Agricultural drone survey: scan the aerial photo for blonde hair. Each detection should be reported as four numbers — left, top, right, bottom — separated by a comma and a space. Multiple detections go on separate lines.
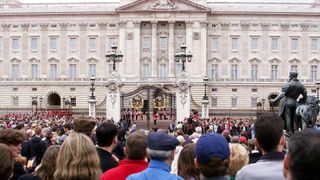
228, 143, 249, 176
54, 133, 101, 180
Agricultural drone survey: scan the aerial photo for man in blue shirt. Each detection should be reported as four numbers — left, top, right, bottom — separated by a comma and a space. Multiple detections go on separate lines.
127, 132, 183, 180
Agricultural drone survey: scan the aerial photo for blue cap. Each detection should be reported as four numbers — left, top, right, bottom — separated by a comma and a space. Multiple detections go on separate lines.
196, 133, 230, 164
148, 132, 179, 151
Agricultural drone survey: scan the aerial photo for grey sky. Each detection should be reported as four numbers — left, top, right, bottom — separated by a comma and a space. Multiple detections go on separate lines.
19, 0, 316, 3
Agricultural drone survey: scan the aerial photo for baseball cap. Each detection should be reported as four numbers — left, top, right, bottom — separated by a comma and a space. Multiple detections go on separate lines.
196, 133, 230, 164
148, 132, 179, 151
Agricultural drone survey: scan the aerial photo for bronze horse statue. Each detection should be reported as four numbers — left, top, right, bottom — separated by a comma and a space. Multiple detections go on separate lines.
294, 96, 319, 131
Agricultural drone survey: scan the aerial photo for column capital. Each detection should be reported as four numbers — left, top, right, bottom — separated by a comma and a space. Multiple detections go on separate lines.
241, 23, 250, 30
40, 23, 49, 31
300, 23, 310, 32
260, 23, 270, 31
79, 23, 88, 31
168, 20, 175, 25
21, 23, 30, 31
1, 24, 11, 31
280, 23, 290, 31
185, 21, 194, 28
133, 21, 141, 28
220, 22, 230, 31
151, 20, 158, 27
200, 21, 208, 28
118, 21, 127, 28
98, 22, 108, 30
59, 23, 69, 31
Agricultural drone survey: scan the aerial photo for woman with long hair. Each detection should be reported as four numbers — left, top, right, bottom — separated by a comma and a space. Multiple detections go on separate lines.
54, 133, 101, 180
18, 145, 60, 180
178, 144, 200, 180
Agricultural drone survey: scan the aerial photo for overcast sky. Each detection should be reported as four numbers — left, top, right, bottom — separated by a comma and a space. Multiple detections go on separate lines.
19, 0, 315, 3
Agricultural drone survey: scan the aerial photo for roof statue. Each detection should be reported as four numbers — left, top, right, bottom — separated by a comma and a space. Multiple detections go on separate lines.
151, 0, 176, 9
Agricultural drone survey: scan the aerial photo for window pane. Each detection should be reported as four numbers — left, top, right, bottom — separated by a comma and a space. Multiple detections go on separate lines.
50, 37, 57, 50
212, 37, 219, 51
311, 65, 317, 80
291, 65, 298, 73
89, 64, 96, 77
271, 65, 278, 80
176, 63, 182, 75
69, 37, 77, 50
271, 37, 278, 51
211, 64, 218, 80
31, 64, 38, 78
143, 36, 151, 49
142, 64, 150, 80
231, 37, 239, 51
311, 38, 318, 52
31, 37, 38, 50
12, 64, 19, 78
251, 37, 258, 51
159, 64, 167, 79
231, 64, 238, 80
251, 64, 258, 80
12, 37, 19, 51
69, 64, 76, 78
89, 37, 96, 50
291, 38, 298, 51
50, 64, 57, 79
159, 37, 167, 50
211, 98, 217, 108
231, 97, 237, 108
108, 37, 116, 48
251, 98, 257, 108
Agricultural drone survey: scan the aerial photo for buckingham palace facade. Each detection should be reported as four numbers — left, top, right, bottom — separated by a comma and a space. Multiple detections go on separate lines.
1, 0, 320, 117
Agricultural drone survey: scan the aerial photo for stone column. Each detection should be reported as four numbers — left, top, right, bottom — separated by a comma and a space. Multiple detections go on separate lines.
59, 23, 68, 77
151, 21, 158, 77
176, 72, 191, 122
79, 23, 87, 78
99, 23, 107, 78
118, 21, 126, 76
21, 23, 30, 78
2, 24, 10, 78
185, 21, 193, 73
201, 99, 209, 119
200, 21, 208, 77
40, 23, 49, 78
105, 71, 121, 122
88, 98, 97, 118
168, 21, 175, 77
133, 21, 141, 77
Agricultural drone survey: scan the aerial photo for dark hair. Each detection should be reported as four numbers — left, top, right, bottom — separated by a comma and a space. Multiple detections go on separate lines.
0, 143, 14, 180
0, 128, 25, 145
178, 144, 200, 180
287, 129, 320, 180
96, 122, 118, 147
63, 124, 72, 131
198, 157, 229, 178
254, 113, 283, 152
126, 131, 147, 160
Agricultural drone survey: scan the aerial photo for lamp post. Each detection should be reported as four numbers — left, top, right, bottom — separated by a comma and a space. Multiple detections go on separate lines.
105, 43, 123, 71
316, 81, 320, 100
262, 98, 266, 110
202, 76, 209, 119
90, 75, 96, 100
31, 96, 38, 113
88, 75, 97, 118
39, 97, 43, 111
174, 43, 193, 72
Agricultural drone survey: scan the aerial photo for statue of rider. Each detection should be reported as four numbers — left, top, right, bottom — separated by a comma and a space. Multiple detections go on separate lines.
269, 72, 307, 135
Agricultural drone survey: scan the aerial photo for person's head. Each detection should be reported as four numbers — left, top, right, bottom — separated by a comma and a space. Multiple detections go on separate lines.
283, 129, 320, 180
228, 143, 249, 177
73, 117, 96, 137
95, 122, 118, 148
125, 131, 147, 160
254, 113, 284, 153
289, 72, 298, 79
195, 133, 230, 178
63, 123, 72, 132
54, 133, 101, 180
0, 143, 14, 180
0, 128, 25, 158
34, 126, 42, 136
37, 145, 60, 180
178, 144, 200, 180
147, 132, 179, 163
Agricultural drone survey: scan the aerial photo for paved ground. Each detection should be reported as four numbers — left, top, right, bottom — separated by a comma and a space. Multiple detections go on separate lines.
135, 119, 172, 130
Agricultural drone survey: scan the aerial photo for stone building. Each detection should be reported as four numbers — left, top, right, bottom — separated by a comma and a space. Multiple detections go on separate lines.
0, 0, 320, 118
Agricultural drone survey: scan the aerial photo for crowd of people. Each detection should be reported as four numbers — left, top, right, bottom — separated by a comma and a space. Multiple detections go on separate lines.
0, 111, 319, 180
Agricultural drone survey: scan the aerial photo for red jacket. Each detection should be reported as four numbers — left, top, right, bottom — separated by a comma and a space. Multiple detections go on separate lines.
100, 159, 148, 180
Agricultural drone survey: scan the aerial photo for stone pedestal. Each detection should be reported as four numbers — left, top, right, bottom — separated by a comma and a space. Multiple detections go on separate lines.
105, 71, 122, 123
176, 72, 191, 122
201, 98, 210, 119
88, 98, 97, 118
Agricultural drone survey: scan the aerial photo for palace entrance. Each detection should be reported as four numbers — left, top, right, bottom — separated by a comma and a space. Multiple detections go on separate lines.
121, 85, 175, 129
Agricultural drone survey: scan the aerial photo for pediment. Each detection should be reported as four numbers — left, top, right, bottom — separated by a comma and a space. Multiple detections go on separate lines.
87, 57, 99, 63
288, 57, 301, 64
28, 57, 40, 63
48, 57, 60, 63
248, 57, 262, 63
116, 0, 210, 12
228, 57, 241, 63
